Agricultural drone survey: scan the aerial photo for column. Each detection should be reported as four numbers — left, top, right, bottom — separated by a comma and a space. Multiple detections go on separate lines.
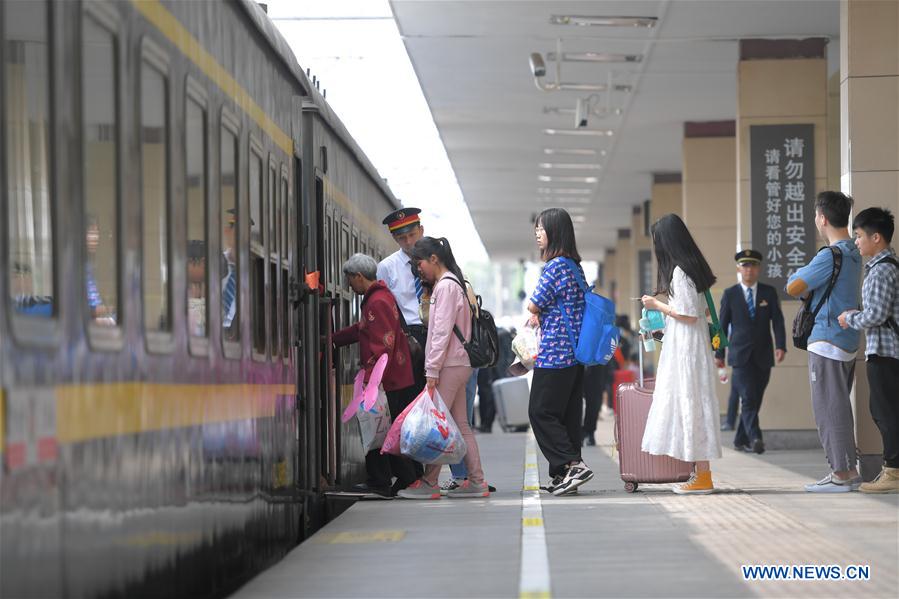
840, 0, 899, 477
736, 38, 830, 447
681, 122, 737, 420
614, 228, 635, 327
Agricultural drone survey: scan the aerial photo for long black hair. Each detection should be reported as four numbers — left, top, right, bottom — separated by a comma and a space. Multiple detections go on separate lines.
536, 207, 581, 263
411, 236, 466, 285
651, 213, 716, 296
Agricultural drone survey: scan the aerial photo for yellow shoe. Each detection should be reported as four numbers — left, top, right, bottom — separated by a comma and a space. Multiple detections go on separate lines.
673, 470, 715, 495
859, 467, 899, 494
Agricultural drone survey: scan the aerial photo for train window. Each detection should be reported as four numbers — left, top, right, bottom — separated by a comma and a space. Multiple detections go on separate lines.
249, 147, 265, 357
280, 171, 290, 359
220, 124, 240, 345
323, 212, 331, 291
269, 162, 278, 358
331, 214, 340, 291
141, 60, 170, 334
185, 97, 207, 339
82, 15, 118, 329
5, 0, 55, 317
340, 222, 350, 292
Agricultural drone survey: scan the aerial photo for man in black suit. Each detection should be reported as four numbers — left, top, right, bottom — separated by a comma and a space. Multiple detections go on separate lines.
715, 250, 787, 454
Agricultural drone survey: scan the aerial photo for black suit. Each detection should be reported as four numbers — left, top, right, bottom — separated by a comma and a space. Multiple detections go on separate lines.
716, 282, 786, 447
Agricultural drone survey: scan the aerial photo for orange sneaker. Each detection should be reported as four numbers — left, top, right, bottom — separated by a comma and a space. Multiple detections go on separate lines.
673, 470, 715, 495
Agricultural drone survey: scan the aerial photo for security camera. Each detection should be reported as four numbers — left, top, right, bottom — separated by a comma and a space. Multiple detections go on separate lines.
529, 53, 546, 78
575, 97, 588, 128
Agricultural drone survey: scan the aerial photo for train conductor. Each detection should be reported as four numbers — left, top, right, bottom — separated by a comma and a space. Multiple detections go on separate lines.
715, 249, 787, 454
377, 207, 427, 391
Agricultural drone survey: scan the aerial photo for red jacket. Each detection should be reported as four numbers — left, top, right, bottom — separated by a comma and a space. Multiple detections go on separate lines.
332, 281, 414, 392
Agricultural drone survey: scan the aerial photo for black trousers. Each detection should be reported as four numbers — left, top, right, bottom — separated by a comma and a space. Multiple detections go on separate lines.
365, 385, 422, 490
477, 368, 496, 429
731, 362, 772, 447
867, 355, 899, 468
582, 364, 606, 435
529, 365, 584, 477
725, 386, 740, 428
407, 324, 428, 393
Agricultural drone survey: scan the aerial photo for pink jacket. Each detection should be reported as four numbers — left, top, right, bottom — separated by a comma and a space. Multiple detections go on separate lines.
424, 273, 472, 378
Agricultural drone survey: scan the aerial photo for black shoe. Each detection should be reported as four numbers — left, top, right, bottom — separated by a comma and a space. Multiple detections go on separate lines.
488, 484, 497, 493
721, 423, 735, 431
583, 434, 596, 447
751, 439, 765, 454
352, 483, 393, 499
733, 443, 752, 453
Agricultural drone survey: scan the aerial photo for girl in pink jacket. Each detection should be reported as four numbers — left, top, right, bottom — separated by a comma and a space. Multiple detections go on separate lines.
397, 237, 490, 499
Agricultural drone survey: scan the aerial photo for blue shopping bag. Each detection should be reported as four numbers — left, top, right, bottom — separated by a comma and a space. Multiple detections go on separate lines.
556, 257, 620, 366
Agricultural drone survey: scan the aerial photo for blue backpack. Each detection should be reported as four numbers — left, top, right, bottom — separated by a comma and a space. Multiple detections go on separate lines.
555, 258, 620, 366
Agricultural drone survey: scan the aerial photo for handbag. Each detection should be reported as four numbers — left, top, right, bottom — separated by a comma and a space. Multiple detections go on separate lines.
792, 246, 843, 350
395, 301, 425, 376
704, 290, 730, 353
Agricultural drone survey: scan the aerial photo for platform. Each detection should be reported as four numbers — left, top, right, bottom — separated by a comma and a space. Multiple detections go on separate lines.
232, 417, 899, 598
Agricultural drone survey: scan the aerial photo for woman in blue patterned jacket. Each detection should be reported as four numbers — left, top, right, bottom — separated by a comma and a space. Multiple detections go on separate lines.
526, 208, 592, 496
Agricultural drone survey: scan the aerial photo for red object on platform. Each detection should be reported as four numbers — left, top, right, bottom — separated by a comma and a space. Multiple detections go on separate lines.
612, 369, 636, 412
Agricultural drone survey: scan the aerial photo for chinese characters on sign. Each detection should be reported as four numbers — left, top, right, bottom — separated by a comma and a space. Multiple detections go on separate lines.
750, 124, 815, 300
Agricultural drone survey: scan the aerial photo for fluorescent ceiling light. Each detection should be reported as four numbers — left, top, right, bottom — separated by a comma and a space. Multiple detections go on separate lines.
539, 163, 601, 170
538, 196, 592, 205
544, 128, 614, 137
557, 83, 632, 92
550, 15, 658, 28
538, 175, 598, 183
546, 52, 643, 63
571, 215, 588, 223
537, 187, 592, 195
543, 148, 597, 156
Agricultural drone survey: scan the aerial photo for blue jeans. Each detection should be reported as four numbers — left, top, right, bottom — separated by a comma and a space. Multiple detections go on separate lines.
450, 368, 479, 479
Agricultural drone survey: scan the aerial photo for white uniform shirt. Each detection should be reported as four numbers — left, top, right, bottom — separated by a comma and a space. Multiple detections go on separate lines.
377, 248, 422, 326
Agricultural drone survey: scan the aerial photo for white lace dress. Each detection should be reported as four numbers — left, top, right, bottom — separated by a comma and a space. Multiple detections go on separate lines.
641, 266, 722, 462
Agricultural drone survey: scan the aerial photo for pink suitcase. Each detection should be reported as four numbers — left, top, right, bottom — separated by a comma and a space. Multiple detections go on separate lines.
614, 345, 693, 493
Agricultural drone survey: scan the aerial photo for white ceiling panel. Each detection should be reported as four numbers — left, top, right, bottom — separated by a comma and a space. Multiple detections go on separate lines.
390, 0, 840, 260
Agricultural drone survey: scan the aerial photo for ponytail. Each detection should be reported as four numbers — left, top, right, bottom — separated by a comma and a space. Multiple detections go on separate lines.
411, 236, 466, 284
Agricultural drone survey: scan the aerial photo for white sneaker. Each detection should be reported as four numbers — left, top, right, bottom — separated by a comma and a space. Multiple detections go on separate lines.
804, 473, 862, 493
551, 461, 594, 496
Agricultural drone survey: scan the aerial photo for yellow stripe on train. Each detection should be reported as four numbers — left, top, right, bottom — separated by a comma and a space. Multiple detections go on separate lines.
56, 383, 295, 444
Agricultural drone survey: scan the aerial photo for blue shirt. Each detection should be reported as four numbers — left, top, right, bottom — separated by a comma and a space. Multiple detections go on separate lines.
530, 257, 585, 368
787, 238, 861, 353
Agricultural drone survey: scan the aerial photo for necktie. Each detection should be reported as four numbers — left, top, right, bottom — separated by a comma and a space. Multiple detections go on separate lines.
222, 262, 237, 326
746, 287, 755, 319
414, 272, 423, 301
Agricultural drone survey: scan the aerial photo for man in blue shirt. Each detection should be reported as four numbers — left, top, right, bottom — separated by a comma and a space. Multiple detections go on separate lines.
787, 191, 862, 493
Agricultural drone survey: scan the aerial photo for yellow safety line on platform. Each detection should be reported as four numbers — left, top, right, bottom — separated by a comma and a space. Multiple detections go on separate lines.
520, 430, 552, 598
130, 0, 293, 156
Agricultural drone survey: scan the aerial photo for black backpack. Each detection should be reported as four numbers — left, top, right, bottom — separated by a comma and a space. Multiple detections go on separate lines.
449, 278, 499, 369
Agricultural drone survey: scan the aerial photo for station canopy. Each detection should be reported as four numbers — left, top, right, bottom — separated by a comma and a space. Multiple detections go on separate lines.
389, 0, 840, 260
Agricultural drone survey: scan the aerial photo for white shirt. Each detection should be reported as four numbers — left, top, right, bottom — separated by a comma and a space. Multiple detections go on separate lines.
377, 248, 422, 326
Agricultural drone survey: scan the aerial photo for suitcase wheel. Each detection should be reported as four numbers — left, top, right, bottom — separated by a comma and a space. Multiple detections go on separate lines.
624, 481, 638, 493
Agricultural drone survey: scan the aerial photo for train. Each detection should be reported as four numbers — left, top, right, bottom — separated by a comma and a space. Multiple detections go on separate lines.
0, 0, 398, 596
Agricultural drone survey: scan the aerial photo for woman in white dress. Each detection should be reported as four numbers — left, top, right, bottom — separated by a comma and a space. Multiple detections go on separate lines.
640, 214, 722, 494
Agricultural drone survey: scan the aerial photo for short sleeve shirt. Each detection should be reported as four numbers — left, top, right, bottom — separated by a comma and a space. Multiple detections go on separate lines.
530, 257, 585, 368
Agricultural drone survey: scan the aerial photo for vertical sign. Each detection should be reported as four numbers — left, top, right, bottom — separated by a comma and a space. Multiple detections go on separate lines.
750, 124, 815, 300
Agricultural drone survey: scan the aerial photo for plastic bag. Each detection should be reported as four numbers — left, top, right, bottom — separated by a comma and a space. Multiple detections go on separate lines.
358, 384, 391, 453
511, 325, 540, 370
399, 388, 467, 465
380, 395, 418, 456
